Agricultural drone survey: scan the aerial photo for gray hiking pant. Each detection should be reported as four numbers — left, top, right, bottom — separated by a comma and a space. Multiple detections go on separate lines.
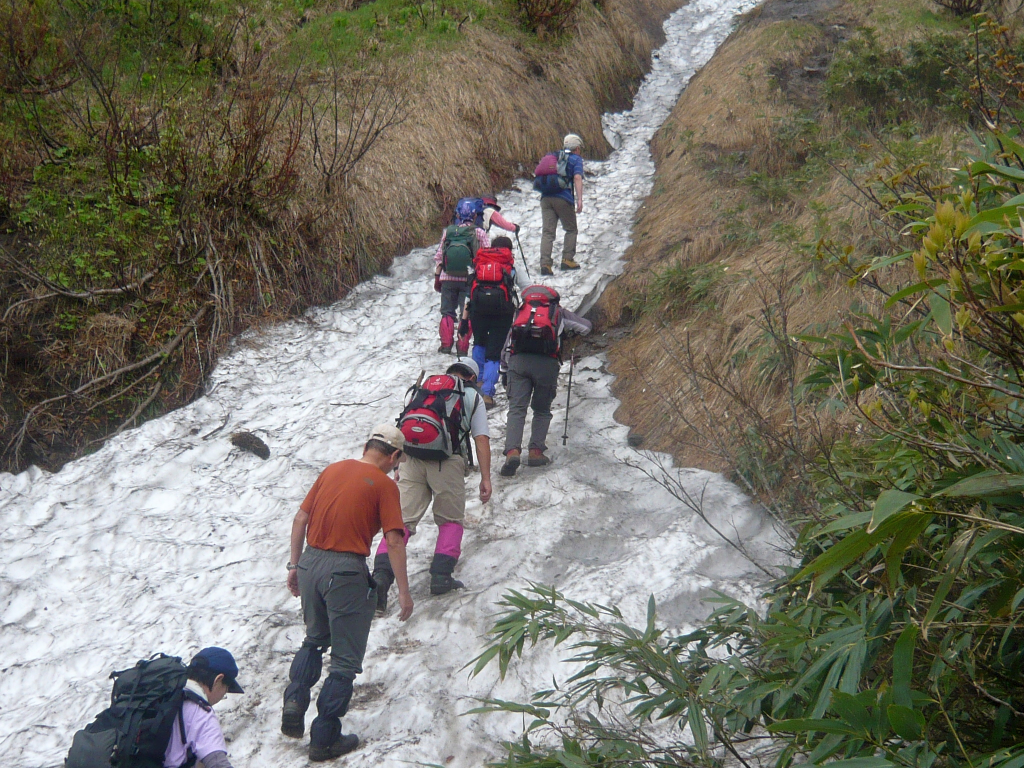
504, 353, 561, 454
540, 196, 578, 268
296, 547, 376, 679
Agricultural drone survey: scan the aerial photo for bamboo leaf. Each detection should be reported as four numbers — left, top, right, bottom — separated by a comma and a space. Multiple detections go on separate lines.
938, 472, 1024, 498
891, 625, 918, 707
868, 490, 921, 534
887, 704, 925, 740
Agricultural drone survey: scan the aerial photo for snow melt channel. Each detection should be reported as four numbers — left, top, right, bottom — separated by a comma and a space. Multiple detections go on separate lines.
0, 0, 778, 765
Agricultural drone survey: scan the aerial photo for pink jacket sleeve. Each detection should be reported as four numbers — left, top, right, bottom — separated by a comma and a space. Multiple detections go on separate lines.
487, 210, 517, 232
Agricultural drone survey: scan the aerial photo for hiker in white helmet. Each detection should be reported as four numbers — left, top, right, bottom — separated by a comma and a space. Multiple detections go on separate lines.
534, 133, 585, 275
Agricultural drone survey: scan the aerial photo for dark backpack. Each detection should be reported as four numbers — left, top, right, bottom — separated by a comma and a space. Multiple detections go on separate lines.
442, 224, 477, 277
453, 197, 485, 228
66, 654, 196, 768
470, 247, 517, 316
510, 285, 562, 357
532, 151, 573, 194
397, 374, 470, 462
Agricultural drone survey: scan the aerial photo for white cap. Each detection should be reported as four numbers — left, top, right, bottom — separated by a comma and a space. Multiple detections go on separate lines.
368, 424, 405, 451
447, 358, 479, 379
563, 133, 584, 150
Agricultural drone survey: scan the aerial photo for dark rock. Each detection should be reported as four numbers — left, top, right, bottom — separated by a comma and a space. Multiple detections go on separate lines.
231, 432, 270, 460
627, 433, 644, 447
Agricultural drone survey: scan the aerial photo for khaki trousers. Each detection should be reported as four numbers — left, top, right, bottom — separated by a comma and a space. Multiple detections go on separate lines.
398, 454, 467, 533
540, 196, 578, 268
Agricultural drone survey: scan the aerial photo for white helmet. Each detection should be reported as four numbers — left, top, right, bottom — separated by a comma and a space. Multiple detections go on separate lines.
447, 358, 479, 379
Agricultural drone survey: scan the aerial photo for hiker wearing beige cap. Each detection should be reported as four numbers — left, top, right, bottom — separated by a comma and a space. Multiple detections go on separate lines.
281, 424, 412, 761
534, 133, 585, 275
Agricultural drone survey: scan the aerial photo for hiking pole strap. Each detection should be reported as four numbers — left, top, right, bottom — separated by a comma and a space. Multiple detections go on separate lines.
562, 355, 575, 445
514, 232, 531, 280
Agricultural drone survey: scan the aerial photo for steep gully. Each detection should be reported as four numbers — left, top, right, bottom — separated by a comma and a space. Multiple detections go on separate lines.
0, 1, 784, 765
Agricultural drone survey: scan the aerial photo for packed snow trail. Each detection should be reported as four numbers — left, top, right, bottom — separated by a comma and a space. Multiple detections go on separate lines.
0, 1, 774, 765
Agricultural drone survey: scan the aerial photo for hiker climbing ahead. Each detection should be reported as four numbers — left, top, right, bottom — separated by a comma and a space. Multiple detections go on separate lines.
464, 235, 522, 408
282, 425, 412, 762
435, 198, 490, 355
534, 134, 585, 275
373, 358, 492, 606
499, 284, 592, 476
65, 647, 245, 768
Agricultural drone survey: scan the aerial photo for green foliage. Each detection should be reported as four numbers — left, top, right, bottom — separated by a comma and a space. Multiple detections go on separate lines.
824, 27, 972, 125
630, 261, 723, 319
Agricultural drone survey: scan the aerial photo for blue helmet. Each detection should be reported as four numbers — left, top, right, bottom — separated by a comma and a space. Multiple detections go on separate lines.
455, 198, 479, 225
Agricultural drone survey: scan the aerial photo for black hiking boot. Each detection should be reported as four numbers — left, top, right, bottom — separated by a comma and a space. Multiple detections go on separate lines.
499, 450, 521, 477
309, 733, 360, 761
429, 553, 465, 595
372, 554, 394, 614
281, 699, 305, 739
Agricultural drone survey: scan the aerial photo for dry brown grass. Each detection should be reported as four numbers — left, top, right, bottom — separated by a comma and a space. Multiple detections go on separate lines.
598, 0, 947, 474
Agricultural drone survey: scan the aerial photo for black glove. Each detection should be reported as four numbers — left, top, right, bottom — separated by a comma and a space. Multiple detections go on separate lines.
459, 318, 470, 336
513, 223, 521, 234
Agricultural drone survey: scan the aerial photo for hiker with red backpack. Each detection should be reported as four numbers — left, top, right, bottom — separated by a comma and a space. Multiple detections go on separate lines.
372, 358, 492, 606
463, 235, 522, 408
534, 134, 585, 275
499, 285, 592, 476
434, 198, 490, 354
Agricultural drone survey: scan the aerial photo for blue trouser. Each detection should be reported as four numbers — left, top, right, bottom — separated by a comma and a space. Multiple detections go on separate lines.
470, 311, 512, 397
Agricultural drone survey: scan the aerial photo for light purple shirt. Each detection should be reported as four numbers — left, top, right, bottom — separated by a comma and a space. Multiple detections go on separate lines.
163, 681, 228, 767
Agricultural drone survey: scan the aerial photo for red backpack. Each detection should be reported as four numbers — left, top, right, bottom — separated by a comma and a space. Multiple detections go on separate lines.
510, 285, 562, 357
470, 247, 517, 315
397, 374, 469, 461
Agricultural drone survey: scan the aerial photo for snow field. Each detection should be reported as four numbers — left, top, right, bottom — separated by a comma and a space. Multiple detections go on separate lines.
0, 1, 775, 765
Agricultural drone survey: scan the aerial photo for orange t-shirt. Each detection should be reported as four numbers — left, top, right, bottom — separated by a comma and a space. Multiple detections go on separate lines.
301, 459, 404, 556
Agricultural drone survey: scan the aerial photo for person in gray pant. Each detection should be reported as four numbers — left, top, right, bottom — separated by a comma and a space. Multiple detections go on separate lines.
283, 425, 412, 762
499, 287, 592, 475
539, 133, 585, 275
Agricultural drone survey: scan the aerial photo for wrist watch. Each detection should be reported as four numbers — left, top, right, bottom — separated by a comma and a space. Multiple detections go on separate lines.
286, 563, 298, 571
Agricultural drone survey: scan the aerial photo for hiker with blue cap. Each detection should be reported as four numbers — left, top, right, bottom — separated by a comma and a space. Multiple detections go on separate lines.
164, 647, 244, 768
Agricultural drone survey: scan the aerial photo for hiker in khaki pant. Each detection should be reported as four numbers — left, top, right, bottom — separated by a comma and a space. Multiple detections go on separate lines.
539, 133, 585, 275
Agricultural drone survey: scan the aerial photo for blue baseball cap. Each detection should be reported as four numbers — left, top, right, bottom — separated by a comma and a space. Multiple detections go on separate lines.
191, 647, 244, 694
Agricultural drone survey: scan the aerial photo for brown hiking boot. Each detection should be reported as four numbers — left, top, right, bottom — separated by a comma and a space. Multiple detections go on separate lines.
482, 394, 495, 409
560, 259, 581, 271
527, 448, 551, 467
500, 449, 521, 476
540, 265, 554, 276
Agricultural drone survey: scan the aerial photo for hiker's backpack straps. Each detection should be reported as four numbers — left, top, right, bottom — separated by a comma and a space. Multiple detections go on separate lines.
532, 152, 574, 194
66, 654, 189, 768
442, 224, 476, 277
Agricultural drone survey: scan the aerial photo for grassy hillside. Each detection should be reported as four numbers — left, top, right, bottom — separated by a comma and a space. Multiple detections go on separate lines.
0, 0, 677, 473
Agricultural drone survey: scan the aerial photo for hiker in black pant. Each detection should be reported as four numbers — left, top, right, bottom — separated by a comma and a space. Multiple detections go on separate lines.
499, 285, 592, 476
464, 235, 523, 408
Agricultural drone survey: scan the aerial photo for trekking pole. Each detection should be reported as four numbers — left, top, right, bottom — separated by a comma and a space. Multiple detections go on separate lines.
514, 231, 532, 281
562, 354, 575, 445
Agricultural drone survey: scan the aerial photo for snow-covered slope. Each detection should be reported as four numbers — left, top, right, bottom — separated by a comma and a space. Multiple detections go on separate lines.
0, 1, 776, 765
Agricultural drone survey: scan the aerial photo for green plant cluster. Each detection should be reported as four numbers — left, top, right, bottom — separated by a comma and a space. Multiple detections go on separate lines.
467, 13, 1024, 768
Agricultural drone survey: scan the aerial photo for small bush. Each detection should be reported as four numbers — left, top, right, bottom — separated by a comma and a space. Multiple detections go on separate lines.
516, 0, 581, 35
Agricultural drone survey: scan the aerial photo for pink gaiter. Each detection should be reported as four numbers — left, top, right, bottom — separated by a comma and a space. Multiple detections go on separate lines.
439, 315, 455, 348
375, 527, 411, 556
434, 522, 463, 559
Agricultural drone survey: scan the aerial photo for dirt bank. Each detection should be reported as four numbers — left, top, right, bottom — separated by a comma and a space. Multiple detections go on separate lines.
594, 0, 948, 476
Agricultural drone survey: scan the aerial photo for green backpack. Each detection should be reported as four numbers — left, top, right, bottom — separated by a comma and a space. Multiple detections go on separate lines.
442, 224, 477, 277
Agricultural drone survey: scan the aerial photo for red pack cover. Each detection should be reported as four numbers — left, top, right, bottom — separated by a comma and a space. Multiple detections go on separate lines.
534, 153, 558, 177
473, 247, 515, 283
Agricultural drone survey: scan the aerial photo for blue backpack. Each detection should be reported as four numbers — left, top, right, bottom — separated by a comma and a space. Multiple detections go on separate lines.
453, 197, 485, 227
